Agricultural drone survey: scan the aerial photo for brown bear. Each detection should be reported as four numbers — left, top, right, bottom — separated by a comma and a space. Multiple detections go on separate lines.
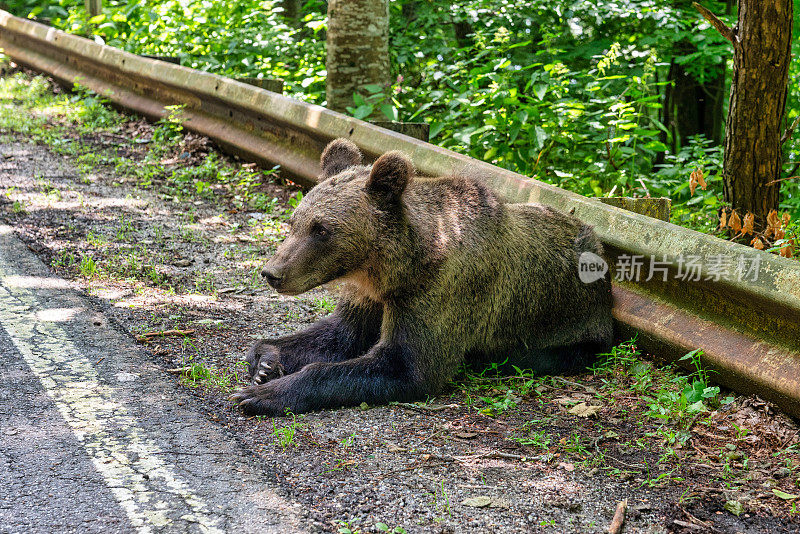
230, 138, 613, 415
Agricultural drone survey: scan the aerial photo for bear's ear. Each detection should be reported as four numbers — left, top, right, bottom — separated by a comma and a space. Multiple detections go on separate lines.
320, 138, 362, 178
366, 151, 413, 204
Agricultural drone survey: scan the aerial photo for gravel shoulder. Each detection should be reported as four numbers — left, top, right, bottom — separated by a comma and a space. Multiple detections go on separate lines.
1, 69, 799, 533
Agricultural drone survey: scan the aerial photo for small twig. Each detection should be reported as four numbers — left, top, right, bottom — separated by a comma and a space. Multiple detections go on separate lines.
637, 178, 651, 198
95, 356, 105, 365
551, 376, 598, 393
680, 507, 724, 533
454, 450, 529, 462
608, 499, 627, 534
166, 366, 191, 374
137, 329, 195, 342
391, 402, 459, 413
764, 175, 799, 187
416, 427, 447, 447
605, 140, 620, 171
672, 520, 703, 531
781, 115, 800, 146
604, 455, 645, 470
779, 429, 800, 449
693, 2, 736, 45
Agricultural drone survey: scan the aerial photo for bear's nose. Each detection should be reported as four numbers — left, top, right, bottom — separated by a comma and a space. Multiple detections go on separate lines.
261, 268, 284, 287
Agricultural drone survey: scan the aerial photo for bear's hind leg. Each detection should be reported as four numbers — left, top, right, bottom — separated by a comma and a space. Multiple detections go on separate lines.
507, 339, 610, 376
246, 299, 381, 384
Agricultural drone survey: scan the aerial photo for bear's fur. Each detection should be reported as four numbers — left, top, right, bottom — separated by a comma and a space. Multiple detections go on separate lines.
230, 139, 613, 415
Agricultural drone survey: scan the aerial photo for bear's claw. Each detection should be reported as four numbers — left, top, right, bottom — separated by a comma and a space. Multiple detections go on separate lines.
252, 359, 285, 384
230, 383, 290, 416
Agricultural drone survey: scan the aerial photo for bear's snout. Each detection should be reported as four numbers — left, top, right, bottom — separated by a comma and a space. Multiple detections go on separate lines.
261, 267, 284, 288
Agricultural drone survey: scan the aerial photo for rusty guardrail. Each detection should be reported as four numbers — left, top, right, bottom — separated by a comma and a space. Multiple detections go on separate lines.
1, 11, 799, 417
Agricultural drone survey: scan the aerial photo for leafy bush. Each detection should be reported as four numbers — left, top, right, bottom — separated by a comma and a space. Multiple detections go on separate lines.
4, 0, 799, 224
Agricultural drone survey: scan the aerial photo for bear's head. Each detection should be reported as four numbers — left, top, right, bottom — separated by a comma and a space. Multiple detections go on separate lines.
261, 138, 414, 295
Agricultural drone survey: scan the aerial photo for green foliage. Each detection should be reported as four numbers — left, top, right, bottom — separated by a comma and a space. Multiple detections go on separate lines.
4, 0, 800, 229
180, 360, 237, 391
375, 523, 406, 534
272, 414, 301, 448
652, 135, 724, 232
643, 348, 732, 431
151, 104, 185, 148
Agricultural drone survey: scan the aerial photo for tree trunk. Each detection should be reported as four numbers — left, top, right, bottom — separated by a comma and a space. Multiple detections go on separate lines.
279, 0, 302, 27
720, 0, 793, 224
661, 54, 726, 150
326, 0, 390, 114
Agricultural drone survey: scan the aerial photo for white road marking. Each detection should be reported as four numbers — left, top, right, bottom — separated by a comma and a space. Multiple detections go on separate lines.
0, 228, 225, 533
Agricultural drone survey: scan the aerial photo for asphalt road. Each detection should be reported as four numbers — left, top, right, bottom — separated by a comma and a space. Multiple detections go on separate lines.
0, 224, 304, 533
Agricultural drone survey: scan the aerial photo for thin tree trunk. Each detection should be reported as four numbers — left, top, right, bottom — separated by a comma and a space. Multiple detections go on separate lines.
326, 0, 390, 114
279, 0, 302, 27
699, 0, 793, 225
661, 55, 726, 148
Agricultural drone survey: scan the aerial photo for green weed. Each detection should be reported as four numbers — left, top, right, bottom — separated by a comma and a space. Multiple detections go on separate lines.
312, 296, 337, 314
79, 255, 98, 277
272, 414, 301, 449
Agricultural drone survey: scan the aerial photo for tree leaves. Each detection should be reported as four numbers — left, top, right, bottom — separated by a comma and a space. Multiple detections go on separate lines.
718, 208, 796, 257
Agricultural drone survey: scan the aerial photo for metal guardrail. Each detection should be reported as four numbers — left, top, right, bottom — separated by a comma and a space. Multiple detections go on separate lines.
1, 11, 799, 417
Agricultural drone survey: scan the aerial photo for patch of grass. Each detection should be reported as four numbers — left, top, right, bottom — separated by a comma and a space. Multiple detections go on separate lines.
272, 413, 301, 449
79, 255, 98, 277
426, 480, 452, 522
375, 523, 407, 534
179, 361, 236, 391
335, 521, 361, 534
312, 295, 337, 314
459, 359, 542, 416
514, 427, 552, 450
151, 104, 186, 150
194, 272, 216, 294
51, 249, 77, 269
116, 214, 135, 241
643, 348, 732, 431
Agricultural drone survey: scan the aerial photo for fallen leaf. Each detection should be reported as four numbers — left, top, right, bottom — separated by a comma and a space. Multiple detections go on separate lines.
782, 212, 791, 226
765, 209, 781, 239
773, 489, 799, 500
462, 496, 492, 508
453, 431, 478, 439
724, 500, 743, 516
489, 498, 510, 509
554, 396, 578, 406
750, 237, 765, 250
689, 168, 707, 195
742, 213, 755, 235
718, 209, 727, 230
558, 462, 575, 472
569, 402, 601, 418
728, 210, 742, 233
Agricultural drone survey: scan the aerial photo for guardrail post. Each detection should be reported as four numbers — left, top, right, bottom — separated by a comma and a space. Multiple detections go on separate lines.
236, 78, 284, 94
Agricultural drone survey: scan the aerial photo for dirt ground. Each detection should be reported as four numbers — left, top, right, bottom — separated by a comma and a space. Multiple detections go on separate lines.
1, 69, 799, 533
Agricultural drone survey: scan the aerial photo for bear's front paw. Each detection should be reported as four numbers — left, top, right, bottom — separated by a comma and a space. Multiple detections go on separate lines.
229, 383, 291, 416
245, 341, 285, 384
